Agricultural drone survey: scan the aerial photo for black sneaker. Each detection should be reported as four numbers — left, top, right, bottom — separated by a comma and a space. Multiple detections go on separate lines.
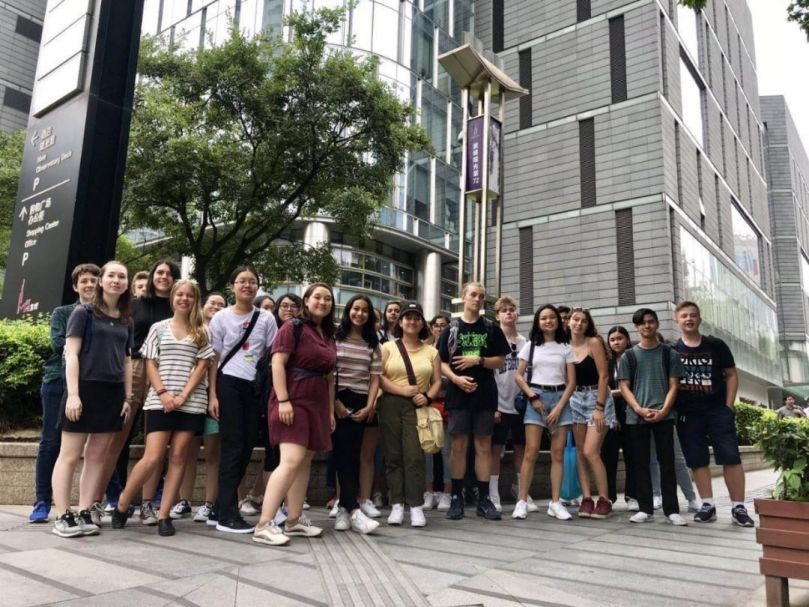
216, 517, 256, 534
731, 505, 755, 527
446, 494, 464, 520
111, 506, 131, 529
693, 503, 717, 523
206, 508, 219, 527
77, 509, 100, 536
158, 518, 176, 536
476, 497, 502, 521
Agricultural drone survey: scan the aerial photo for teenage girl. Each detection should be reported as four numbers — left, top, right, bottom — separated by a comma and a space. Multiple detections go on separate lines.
51, 261, 133, 538
112, 280, 214, 535
513, 304, 576, 521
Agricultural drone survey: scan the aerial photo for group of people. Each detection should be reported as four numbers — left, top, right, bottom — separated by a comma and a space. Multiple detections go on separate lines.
29, 257, 756, 548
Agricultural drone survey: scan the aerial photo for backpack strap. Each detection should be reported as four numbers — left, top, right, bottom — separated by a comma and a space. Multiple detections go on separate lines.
661, 343, 672, 378
526, 340, 536, 380
394, 339, 418, 387
625, 348, 637, 389
221, 310, 260, 371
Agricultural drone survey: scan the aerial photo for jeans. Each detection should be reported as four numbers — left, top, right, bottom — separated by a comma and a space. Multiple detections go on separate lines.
378, 395, 424, 506
627, 420, 679, 516
216, 374, 260, 522
650, 432, 696, 502
34, 378, 64, 504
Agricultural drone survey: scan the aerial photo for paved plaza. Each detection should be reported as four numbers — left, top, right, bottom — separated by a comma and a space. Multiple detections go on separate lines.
1, 468, 807, 607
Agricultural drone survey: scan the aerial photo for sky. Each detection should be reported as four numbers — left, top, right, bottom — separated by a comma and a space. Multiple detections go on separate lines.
748, 0, 809, 147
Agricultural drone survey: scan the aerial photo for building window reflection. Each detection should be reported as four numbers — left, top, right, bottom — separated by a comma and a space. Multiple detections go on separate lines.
680, 56, 704, 148
730, 202, 761, 285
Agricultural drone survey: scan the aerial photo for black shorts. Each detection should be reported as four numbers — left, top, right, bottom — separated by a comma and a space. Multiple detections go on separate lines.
492, 412, 526, 446
677, 405, 741, 468
61, 381, 125, 434
144, 409, 205, 434
447, 408, 495, 437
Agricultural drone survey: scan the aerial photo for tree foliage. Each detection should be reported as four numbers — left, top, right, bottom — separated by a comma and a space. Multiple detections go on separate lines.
123, 7, 428, 293
0, 130, 24, 273
679, 0, 809, 39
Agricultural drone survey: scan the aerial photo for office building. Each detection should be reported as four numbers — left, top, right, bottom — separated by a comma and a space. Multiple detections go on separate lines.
0, 1, 44, 132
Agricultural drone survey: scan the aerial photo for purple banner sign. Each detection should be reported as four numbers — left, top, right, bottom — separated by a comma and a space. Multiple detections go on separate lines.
465, 116, 484, 193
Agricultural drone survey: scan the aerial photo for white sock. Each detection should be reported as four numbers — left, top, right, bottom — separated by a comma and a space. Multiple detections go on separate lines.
702, 497, 715, 506
731, 501, 744, 508
489, 475, 500, 498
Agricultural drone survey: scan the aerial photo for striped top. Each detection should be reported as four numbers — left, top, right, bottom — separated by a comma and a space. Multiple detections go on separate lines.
141, 319, 215, 414
336, 336, 382, 394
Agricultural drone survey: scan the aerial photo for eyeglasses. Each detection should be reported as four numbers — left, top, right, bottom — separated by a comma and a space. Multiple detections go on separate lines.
234, 280, 258, 286
433, 323, 448, 328
279, 303, 299, 311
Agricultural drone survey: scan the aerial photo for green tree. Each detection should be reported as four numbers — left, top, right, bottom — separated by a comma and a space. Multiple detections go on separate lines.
123, 7, 428, 293
679, 1, 809, 39
0, 130, 24, 274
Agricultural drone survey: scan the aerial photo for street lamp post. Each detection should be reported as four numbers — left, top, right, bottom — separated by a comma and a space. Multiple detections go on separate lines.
438, 36, 527, 311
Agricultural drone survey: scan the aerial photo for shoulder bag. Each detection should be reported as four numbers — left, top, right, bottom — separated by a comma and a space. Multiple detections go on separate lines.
514, 341, 536, 415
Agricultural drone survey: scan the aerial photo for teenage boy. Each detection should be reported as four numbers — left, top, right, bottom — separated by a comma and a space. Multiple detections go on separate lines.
491, 296, 535, 513
674, 301, 755, 527
438, 282, 509, 520
619, 308, 688, 526
778, 395, 807, 419
29, 263, 101, 523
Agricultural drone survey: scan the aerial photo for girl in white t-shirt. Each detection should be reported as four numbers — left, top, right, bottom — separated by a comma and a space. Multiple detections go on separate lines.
513, 304, 576, 521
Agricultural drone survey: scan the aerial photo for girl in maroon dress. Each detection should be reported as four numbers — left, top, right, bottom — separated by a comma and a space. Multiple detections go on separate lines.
253, 283, 337, 546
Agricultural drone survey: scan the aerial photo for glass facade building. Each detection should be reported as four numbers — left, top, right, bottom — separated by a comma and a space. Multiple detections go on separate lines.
142, 0, 474, 316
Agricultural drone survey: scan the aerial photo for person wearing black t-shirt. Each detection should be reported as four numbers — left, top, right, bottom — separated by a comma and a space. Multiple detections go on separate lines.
674, 301, 754, 527
438, 282, 509, 521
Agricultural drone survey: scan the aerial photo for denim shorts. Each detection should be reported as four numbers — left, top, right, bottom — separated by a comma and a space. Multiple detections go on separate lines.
570, 388, 617, 428
523, 388, 573, 428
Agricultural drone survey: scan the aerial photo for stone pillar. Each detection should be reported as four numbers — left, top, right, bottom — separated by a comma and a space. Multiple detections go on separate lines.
418, 251, 442, 320
304, 221, 330, 248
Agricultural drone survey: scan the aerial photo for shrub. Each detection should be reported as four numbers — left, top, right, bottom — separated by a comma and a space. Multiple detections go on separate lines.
0, 318, 51, 432
734, 401, 775, 446
754, 415, 809, 501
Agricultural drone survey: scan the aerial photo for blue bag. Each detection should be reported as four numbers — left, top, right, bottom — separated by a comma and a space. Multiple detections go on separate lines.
561, 431, 582, 501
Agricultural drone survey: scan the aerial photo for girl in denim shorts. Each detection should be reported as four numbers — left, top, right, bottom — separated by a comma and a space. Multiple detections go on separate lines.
568, 308, 617, 520
513, 304, 576, 520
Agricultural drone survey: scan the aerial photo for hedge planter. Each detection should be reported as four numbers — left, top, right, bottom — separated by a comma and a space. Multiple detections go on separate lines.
755, 498, 809, 607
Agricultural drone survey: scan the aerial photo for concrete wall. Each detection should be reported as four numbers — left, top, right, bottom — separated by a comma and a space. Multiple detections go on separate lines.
0, 1, 45, 132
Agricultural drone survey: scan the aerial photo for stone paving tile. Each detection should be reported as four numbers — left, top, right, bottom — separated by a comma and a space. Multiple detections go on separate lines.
0, 564, 80, 606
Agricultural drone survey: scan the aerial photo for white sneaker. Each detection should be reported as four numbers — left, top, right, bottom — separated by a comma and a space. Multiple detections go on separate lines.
668, 513, 688, 526
653, 496, 662, 510
253, 521, 290, 546
547, 501, 572, 521
328, 503, 340, 518
302, 500, 311, 510
334, 507, 351, 531
239, 498, 259, 516
422, 492, 437, 510
194, 502, 214, 522
273, 505, 288, 526
410, 506, 426, 527
387, 504, 404, 526
285, 513, 323, 537
630, 511, 652, 523
350, 509, 379, 534
436, 493, 451, 511
490, 494, 502, 513
626, 498, 640, 512
360, 499, 381, 519
526, 495, 539, 513
512, 500, 528, 520
687, 499, 701, 512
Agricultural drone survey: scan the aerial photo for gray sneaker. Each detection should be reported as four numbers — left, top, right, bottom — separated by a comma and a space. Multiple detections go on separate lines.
77, 509, 100, 536
140, 501, 158, 526
52, 511, 83, 538
89, 502, 105, 527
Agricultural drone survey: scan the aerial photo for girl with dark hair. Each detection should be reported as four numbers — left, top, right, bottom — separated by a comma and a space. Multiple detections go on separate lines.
171, 291, 226, 523
112, 280, 214, 536
209, 267, 278, 533
274, 293, 302, 326
330, 295, 382, 534
101, 258, 181, 523
378, 302, 442, 528
51, 261, 134, 538
377, 301, 401, 344
254, 295, 275, 312
567, 308, 616, 519
513, 304, 576, 520
253, 283, 337, 546
601, 326, 638, 510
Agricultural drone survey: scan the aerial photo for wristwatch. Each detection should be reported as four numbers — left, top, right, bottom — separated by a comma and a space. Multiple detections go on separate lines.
421, 392, 434, 406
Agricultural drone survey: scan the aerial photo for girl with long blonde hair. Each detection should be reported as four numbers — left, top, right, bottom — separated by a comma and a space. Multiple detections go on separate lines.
111, 279, 215, 536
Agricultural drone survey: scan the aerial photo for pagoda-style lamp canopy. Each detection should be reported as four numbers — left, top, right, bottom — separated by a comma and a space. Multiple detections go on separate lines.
438, 42, 528, 101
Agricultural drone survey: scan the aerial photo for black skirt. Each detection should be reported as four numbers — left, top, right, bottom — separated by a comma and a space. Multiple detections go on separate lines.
61, 381, 125, 434
144, 409, 205, 434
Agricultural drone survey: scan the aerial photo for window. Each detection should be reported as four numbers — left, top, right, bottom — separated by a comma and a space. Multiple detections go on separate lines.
730, 202, 760, 285
3, 88, 31, 114
519, 227, 533, 314
15, 16, 42, 42
680, 56, 704, 148
609, 16, 627, 103
577, 0, 591, 23
492, 0, 504, 52
677, 5, 698, 60
579, 118, 596, 208
518, 49, 532, 129
616, 209, 636, 305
